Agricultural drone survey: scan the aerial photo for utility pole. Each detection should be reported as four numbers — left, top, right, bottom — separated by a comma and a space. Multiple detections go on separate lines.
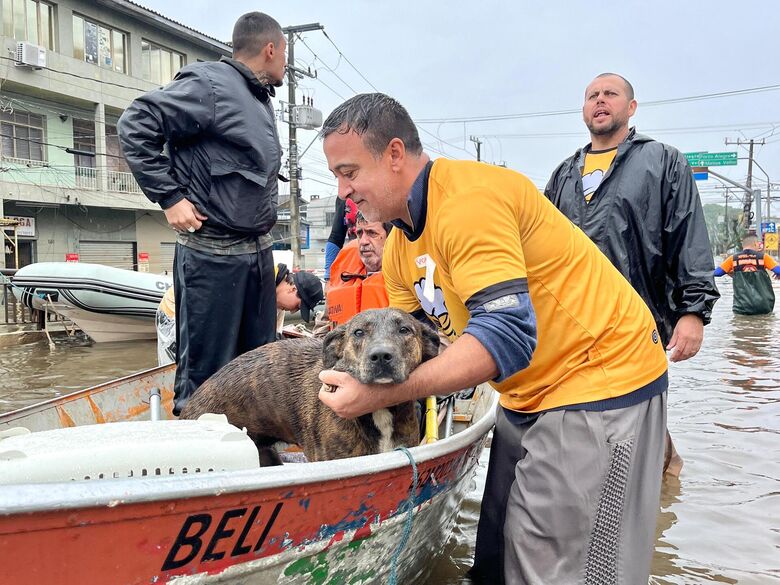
469, 136, 482, 162
725, 138, 765, 230
284, 23, 323, 268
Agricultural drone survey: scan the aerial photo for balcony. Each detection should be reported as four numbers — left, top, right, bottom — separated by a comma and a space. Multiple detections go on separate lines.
73, 167, 141, 194
107, 170, 142, 194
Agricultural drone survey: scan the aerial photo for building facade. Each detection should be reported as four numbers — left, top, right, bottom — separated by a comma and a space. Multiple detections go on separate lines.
0, 0, 231, 273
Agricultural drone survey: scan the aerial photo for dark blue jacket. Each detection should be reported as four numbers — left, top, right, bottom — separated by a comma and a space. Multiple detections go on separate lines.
118, 58, 281, 236
545, 128, 719, 345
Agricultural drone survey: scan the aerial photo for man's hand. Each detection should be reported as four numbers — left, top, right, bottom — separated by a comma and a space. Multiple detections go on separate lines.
318, 370, 399, 419
164, 198, 208, 232
666, 314, 704, 362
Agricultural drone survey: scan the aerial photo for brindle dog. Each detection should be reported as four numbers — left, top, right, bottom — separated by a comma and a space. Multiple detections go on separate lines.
179, 308, 440, 465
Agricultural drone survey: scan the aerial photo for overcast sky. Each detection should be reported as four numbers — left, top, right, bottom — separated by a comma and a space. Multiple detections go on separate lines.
141, 0, 780, 210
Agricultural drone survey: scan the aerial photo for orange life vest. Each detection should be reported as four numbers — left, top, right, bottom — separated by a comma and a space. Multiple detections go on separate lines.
327, 241, 389, 325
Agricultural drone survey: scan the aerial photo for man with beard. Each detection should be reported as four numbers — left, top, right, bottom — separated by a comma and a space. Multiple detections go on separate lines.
545, 73, 719, 475
119, 12, 286, 415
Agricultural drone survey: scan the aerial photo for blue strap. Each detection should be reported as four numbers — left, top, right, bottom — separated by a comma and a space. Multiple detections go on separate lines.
388, 446, 418, 585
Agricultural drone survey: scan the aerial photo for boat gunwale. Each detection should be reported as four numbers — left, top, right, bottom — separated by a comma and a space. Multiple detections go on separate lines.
0, 364, 176, 424
0, 389, 497, 515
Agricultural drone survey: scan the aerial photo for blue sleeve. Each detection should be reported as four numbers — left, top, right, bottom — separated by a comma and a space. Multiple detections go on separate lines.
772, 266, 780, 277
462, 292, 537, 383
324, 241, 342, 281
713, 267, 726, 277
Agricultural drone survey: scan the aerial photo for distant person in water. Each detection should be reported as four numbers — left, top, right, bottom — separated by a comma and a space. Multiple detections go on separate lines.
715, 234, 780, 315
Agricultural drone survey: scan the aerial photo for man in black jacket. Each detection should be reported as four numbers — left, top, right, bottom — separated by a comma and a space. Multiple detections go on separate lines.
118, 12, 286, 414
545, 73, 720, 473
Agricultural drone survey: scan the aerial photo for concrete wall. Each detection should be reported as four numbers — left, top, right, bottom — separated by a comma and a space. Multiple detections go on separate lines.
135, 211, 174, 274
0, 0, 230, 268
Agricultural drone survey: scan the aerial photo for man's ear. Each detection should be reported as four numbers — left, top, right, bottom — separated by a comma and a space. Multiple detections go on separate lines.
387, 137, 406, 171
322, 325, 347, 369
420, 324, 441, 362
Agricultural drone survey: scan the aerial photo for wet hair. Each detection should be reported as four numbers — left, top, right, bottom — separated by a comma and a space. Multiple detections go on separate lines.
232, 12, 283, 58
356, 211, 393, 236
595, 72, 635, 100
320, 93, 423, 158
742, 234, 759, 248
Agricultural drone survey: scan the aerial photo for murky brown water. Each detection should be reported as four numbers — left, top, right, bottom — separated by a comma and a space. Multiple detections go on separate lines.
1, 278, 779, 584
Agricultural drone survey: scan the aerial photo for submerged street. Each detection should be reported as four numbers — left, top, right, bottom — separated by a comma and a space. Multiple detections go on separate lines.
1, 277, 779, 584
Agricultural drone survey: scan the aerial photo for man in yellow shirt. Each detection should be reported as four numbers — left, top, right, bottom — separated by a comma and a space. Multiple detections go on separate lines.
319, 93, 668, 585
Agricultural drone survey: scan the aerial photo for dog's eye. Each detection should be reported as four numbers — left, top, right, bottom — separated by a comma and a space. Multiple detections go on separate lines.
353, 329, 365, 337
399, 326, 411, 335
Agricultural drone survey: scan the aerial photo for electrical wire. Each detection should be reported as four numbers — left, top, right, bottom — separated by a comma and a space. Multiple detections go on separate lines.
416, 82, 780, 124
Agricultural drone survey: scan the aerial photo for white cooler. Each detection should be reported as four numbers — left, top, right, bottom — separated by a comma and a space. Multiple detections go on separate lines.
0, 414, 259, 485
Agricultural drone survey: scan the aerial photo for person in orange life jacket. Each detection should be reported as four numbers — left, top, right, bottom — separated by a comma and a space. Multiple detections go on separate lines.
715, 234, 780, 315
323, 197, 360, 282
327, 212, 392, 325
156, 263, 323, 366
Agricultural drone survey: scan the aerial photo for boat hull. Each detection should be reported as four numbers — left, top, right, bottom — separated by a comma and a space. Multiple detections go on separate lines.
12, 262, 171, 343
0, 367, 495, 584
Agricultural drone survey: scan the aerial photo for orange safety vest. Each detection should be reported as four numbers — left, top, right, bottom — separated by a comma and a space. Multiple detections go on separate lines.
327, 241, 389, 325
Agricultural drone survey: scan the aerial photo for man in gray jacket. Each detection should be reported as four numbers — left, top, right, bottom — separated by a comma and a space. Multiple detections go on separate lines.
545, 73, 720, 473
118, 12, 286, 414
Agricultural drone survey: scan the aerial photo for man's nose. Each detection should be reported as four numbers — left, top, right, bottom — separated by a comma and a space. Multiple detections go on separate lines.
337, 178, 353, 199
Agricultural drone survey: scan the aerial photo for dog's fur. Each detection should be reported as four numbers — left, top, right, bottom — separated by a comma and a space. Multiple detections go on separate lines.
180, 308, 440, 465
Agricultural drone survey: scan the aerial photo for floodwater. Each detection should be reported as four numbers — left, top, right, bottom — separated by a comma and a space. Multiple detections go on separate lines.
1, 277, 779, 584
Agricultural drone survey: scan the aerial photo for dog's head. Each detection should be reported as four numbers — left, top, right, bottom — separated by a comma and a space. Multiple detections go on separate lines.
322, 308, 440, 385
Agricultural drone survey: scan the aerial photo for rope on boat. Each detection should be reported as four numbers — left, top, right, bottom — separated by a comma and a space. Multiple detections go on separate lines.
388, 445, 418, 585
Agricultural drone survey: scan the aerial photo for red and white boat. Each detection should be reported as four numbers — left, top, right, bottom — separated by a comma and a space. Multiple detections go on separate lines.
0, 365, 495, 584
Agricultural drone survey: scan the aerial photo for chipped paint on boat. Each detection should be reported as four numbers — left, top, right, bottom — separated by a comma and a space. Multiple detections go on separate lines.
0, 365, 495, 584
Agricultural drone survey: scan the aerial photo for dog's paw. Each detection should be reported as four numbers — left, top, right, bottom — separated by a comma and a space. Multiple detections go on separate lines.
320, 383, 337, 393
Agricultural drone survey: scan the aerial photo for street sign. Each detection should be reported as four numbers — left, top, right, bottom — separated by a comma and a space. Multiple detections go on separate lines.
684, 151, 738, 167
764, 233, 778, 251
761, 222, 777, 234
691, 166, 708, 181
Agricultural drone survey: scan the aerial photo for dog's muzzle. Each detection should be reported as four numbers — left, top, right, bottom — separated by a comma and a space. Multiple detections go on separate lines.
366, 344, 404, 383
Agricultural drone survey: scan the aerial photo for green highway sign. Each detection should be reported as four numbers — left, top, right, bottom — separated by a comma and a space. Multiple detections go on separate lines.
684, 151, 738, 167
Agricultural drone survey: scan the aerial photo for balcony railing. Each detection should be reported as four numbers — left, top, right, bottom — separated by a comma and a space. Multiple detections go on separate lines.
1, 156, 48, 168
2, 159, 143, 196
107, 170, 142, 194
75, 166, 98, 189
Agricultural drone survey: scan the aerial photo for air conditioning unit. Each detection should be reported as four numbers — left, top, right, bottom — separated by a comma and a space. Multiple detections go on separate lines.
15, 42, 46, 69
292, 105, 323, 130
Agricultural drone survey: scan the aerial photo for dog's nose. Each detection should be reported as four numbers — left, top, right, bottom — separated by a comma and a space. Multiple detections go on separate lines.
368, 346, 395, 365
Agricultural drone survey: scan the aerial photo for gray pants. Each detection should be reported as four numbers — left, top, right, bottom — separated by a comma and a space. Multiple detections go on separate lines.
471, 392, 666, 585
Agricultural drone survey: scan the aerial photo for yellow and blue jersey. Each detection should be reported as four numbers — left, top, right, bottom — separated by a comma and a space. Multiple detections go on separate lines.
383, 159, 667, 414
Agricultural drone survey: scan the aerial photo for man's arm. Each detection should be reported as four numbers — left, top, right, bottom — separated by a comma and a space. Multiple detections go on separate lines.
117, 67, 215, 210
662, 149, 720, 361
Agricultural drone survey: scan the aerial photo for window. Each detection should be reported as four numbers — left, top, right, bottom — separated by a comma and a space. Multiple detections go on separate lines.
105, 124, 130, 173
1, 111, 45, 162
2, 0, 54, 50
72, 14, 126, 73
141, 40, 185, 84
72, 118, 95, 168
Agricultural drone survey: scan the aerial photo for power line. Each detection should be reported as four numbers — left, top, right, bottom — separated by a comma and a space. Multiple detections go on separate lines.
476, 121, 780, 139
416, 82, 780, 124
298, 30, 469, 158
321, 30, 381, 93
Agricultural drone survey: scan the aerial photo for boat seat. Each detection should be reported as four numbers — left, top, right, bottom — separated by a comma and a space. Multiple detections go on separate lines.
0, 414, 259, 485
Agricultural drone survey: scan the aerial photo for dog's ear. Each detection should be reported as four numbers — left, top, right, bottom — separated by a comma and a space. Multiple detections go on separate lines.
322, 325, 347, 369
420, 324, 441, 362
